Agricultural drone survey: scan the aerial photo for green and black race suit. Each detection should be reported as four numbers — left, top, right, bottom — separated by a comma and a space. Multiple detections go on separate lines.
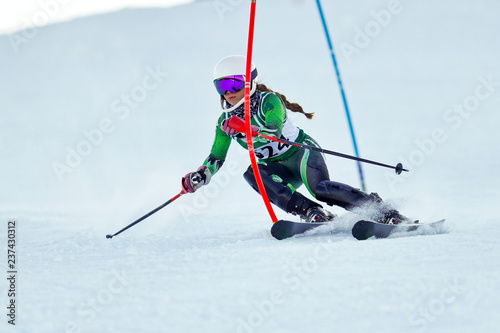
199, 89, 392, 219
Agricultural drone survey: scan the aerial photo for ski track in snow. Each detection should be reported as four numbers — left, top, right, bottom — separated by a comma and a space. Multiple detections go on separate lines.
1, 0, 500, 332
4, 212, 499, 333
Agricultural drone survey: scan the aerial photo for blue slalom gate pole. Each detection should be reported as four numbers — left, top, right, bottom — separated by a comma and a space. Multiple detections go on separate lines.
315, 0, 366, 191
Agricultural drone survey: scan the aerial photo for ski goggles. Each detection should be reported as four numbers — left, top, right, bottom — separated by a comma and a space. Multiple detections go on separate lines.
213, 68, 258, 95
213, 75, 246, 95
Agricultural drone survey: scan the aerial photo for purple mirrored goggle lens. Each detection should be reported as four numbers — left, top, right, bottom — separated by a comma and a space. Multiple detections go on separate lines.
214, 75, 245, 95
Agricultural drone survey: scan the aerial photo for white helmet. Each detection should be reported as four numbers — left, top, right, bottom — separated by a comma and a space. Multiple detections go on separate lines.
213, 55, 259, 112
213, 55, 258, 81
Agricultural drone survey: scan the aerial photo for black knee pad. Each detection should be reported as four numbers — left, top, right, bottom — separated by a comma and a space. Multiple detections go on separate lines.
243, 165, 318, 216
243, 165, 293, 211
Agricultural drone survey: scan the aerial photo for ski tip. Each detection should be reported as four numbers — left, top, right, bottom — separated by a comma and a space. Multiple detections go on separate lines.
271, 219, 330, 240
351, 220, 373, 240
270, 220, 291, 240
352, 218, 447, 241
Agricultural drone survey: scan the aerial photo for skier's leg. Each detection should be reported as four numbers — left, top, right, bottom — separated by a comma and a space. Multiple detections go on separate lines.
315, 180, 377, 210
297, 138, 403, 222
243, 162, 323, 219
294, 148, 375, 215
316, 179, 408, 223
299, 148, 330, 197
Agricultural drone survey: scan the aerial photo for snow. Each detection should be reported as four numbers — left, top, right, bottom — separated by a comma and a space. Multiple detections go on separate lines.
1, 0, 500, 332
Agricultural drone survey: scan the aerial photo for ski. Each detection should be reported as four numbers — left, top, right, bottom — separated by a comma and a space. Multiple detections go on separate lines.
351, 219, 446, 240
271, 220, 329, 240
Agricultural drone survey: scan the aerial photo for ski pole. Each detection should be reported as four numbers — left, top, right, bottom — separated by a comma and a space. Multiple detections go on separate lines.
315, 0, 366, 190
106, 191, 185, 239
228, 116, 408, 175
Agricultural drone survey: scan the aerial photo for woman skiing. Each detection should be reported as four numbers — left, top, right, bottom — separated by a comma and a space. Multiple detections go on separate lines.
181, 55, 404, 224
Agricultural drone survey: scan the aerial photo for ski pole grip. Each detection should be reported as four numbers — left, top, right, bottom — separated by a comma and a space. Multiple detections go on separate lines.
228, 116, 258, 136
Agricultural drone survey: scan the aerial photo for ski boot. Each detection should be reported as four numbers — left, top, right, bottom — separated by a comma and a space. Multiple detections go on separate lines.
378, 209, 408, 225
305, 206, 336, 223
365, 193, 411, 224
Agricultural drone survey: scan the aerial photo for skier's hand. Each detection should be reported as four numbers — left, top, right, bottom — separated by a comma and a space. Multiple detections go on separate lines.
181, 166, 212, 193
222, 116, 259, 138
221, 118, 243, 137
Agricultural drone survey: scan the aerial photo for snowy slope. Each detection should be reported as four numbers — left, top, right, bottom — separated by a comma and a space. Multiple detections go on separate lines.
1, 0, 500, 332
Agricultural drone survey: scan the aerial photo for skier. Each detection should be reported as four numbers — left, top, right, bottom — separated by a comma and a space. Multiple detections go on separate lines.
181, 55, 405, 223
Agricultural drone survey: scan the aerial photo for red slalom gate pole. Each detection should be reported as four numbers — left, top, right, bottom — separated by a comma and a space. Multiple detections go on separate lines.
244, 0, 278, 223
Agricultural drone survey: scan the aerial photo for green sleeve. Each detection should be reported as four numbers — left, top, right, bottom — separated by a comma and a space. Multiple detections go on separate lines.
261, 93, 286, 138
251, 92, 286, 147
202, 115, 231, 175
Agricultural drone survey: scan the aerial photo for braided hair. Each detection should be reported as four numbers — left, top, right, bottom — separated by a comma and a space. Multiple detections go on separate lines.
256, 83, 314, 119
